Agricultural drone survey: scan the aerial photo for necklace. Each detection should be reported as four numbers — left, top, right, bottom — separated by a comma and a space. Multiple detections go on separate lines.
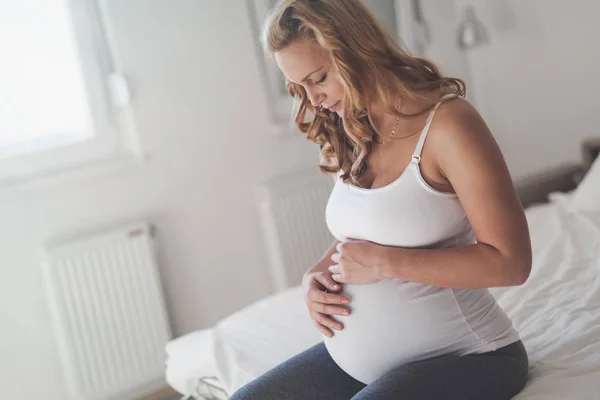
373, 114, 401, 145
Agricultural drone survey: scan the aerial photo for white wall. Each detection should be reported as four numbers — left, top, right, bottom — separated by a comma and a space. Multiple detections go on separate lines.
420, 0, 471, 89
0, 1, 318, 398
452, 0, 600, 176
419, 0, 600, 177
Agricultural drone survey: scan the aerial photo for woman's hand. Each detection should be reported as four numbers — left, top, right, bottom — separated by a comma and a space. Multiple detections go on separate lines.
328, 239, 388, 285
302, 270, 351, 338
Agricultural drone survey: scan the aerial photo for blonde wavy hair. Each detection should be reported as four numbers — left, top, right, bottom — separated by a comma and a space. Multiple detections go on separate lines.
261, 0, 465, 184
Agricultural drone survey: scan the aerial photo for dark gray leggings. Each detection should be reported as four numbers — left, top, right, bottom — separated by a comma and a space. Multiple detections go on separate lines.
230, 340, 529, 399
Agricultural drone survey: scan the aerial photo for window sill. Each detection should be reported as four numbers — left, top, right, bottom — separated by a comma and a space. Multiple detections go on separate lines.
0, 147, 149, 195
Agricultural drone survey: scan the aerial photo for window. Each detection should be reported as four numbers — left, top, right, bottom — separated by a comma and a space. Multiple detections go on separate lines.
0, 0, 137, 187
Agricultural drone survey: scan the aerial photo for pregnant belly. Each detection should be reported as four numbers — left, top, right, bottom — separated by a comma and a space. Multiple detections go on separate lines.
323, 279, 480, 384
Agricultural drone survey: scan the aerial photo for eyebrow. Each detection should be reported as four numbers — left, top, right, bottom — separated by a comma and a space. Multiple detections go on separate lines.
300, 66, 324, 83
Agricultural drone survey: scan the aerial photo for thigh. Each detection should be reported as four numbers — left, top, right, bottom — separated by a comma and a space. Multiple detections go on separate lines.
352, 341, 529, 400
230, 342, 366, 400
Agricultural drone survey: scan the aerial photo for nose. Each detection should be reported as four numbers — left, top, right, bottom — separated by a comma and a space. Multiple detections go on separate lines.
306, 87, 323, 108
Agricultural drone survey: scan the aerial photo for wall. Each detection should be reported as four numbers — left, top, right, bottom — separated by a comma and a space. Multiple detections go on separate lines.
0, 1, 318, 398
452, 0, 600, 176
420, 0, 471, 89
418, 0, 600, 177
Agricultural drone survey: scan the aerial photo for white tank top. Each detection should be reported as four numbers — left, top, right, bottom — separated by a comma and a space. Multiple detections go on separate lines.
323, 94, 520, 384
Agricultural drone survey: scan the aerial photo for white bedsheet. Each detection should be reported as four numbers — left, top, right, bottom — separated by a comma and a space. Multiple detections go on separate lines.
491, 193, 600, 399
166, 192, 600, 398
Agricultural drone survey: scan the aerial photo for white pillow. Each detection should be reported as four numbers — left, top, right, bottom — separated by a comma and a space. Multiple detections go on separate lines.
569, 156, 600, 212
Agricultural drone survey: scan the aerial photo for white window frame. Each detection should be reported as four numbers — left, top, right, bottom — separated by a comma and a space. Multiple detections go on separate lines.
0, 0, 142, 189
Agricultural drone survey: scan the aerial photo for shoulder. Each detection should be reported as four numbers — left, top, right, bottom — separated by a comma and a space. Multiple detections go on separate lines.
425, 96, 498, 172
430, 96, 484, 141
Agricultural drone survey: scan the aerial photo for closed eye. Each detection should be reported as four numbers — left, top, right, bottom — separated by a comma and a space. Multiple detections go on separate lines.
316, 73, 327, 84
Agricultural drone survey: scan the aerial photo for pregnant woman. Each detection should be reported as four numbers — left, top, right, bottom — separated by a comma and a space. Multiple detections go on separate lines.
232, 0, 531, 399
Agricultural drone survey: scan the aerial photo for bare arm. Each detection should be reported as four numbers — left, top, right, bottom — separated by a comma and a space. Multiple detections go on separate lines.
380, 98, 532, 288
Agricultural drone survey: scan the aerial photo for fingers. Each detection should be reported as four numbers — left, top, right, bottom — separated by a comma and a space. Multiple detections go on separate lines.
313, 302, 351, 317
305, 273, 351, 337
328, 264, 340, 274
306, 289, 350, 337
308, 288, 350, 305
314, 272, 341, 292
312, 312, 344, 337
315, 321, 333, 338
330, 252, 340, 263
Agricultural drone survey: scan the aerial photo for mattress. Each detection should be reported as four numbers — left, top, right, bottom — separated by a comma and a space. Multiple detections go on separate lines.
166, 192, 600, 398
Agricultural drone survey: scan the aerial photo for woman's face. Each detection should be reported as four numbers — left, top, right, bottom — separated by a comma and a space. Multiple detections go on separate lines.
275, 39, 345, 117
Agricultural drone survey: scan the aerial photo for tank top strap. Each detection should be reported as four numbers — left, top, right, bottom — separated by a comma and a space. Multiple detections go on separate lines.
411, 93, 459, 164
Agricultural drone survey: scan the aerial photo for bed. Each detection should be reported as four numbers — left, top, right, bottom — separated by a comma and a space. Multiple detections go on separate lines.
165, 141, 600, 400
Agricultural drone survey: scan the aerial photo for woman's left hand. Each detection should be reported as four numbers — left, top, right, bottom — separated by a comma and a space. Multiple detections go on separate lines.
329, 239, 388, 285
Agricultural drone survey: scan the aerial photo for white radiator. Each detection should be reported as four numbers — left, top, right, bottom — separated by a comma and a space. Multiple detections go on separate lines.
42, 222, 172, 400
255, 168, 335, 292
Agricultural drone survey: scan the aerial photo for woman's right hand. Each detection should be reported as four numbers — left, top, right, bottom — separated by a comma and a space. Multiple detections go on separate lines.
302, 270, 351, 338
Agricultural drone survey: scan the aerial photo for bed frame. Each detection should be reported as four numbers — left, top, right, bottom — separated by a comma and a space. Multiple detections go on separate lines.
514, 163, 581, 209
514, 137, 599, 208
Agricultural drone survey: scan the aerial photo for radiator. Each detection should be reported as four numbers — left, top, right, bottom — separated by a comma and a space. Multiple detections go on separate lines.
42, 222, 172, 400
255, 168, 335, 292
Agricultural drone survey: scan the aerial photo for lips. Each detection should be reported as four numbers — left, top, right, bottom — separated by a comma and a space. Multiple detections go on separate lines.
327, 101, 341, 112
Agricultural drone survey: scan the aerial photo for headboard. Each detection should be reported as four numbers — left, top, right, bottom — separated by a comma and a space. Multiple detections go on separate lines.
514, 163, 581, 209
514, 137, 599, 208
